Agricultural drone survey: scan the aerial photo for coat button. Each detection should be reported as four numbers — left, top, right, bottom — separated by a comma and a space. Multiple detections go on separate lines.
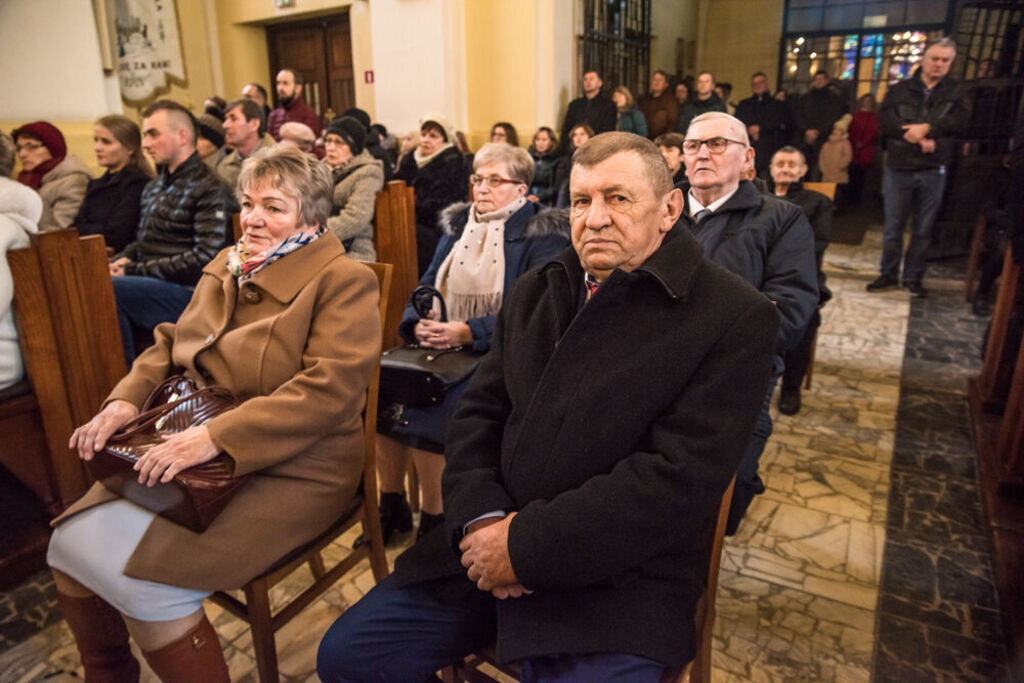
244, 290, 261, 304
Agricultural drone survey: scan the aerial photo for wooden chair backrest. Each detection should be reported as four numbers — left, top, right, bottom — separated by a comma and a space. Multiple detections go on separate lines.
373, 181, 418, 350
803, 182, 837, 200
6, 230, 128, 510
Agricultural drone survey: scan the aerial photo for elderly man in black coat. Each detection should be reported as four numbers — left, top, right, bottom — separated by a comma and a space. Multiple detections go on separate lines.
317, 133, 778, 682
677, 112, 819, 535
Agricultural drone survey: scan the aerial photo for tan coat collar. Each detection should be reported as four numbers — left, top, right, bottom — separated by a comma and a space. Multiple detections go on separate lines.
203, 231, 345, 303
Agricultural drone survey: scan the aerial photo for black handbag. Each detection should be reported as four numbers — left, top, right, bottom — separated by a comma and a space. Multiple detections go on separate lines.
379, 286, 480, 406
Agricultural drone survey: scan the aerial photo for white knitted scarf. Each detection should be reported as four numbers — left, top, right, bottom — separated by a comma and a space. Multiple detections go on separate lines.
434, 197, 526, 323
413, 143, 453, 169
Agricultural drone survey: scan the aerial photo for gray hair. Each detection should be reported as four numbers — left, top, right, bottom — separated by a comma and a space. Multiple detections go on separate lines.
926, 37, 957, 54
687, 112, 751, 146
474, 142, 534, 187
572, 132, 672, 198
237, 145, 333, 228
0, 133, 15, 178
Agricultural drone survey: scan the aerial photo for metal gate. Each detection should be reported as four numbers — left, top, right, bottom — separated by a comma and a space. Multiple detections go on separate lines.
579, 0, 652, 98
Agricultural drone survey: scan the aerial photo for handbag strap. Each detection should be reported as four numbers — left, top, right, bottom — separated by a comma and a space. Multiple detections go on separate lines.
410, 285, 448, 322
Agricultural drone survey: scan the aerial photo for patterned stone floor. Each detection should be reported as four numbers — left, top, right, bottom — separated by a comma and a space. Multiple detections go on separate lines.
0, 227, 1010, 682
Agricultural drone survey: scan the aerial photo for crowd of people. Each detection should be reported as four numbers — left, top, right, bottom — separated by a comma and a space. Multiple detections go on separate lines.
0, 36, 1007, 681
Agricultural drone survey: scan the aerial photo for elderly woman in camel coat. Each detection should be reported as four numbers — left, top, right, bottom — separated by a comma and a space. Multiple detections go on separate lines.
46, 146, 381, 682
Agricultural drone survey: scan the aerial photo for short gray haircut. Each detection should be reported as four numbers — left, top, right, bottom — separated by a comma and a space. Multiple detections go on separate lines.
0, 133, 15, 178
474, 142, 534, 187
687, 112, 751, 146
572, 132, 672, 197
237, 145, 334, 228
926, 37, 957, 54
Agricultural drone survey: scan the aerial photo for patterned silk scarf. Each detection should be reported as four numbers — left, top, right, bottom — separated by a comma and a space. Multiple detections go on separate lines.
226, 226, 324, 286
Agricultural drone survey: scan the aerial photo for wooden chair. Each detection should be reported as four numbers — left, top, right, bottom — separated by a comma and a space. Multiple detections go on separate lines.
964, 213, 988, 301
442, 478, 737, 683
372, 181, 418, 351
802, 182, 836, 200
2, 230, 127, 516
799, 182, 836, 390
208, 262, 393, 682
372, 180, 423, 511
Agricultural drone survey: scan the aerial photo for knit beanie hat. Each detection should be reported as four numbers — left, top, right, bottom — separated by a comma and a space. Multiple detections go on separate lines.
419, 113, 456, 145
12, 121, 67, 159
196, 114, 225, 148
341, 108, 371, 131
326, 116, 366, 155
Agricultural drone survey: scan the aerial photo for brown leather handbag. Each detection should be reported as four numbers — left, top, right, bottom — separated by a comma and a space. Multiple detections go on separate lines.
87, 376, 247, 533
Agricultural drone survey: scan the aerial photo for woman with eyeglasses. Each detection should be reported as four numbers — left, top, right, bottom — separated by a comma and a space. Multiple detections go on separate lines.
374, 142, 570, 543
13, 121, 92, 231
393, 114, 469, 275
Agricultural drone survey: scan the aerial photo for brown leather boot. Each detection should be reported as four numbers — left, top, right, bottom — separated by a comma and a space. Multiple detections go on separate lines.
141, 615, 229, 683
55, 591, 140, 683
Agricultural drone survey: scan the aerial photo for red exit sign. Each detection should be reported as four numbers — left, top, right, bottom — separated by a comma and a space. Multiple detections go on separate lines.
364, 71, 374, 84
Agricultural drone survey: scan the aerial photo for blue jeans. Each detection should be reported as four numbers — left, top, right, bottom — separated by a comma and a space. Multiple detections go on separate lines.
113, 276, 194, 364
316, 574, 664, 683
880, 167, 947, 284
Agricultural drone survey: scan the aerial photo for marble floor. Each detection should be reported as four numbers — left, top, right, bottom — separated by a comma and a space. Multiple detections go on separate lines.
0, 226, 1009, 682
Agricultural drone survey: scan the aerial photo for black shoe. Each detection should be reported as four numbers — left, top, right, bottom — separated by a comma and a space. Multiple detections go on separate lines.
355, 491, 413, 547
972, 294, 992, 316
417, 512, 445, 539
903, 282, 928, 298
778, 387, 801, 415
866, 276, 898, 292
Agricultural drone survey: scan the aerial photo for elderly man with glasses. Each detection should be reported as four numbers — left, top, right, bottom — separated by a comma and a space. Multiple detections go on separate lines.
678, 112, 818, 535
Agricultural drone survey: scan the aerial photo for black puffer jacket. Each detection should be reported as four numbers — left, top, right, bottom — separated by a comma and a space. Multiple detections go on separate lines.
528, 146, 563, 206
676, 180, 818, 355
394, 145, 468, 275
879, 71, 971, 171
116, 152, 233, 286
73, 165, 150, 253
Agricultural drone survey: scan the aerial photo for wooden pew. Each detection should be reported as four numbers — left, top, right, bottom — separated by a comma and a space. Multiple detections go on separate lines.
1, 230, 127, 515
977, 247, 1021, 409
373, 180, 418, 350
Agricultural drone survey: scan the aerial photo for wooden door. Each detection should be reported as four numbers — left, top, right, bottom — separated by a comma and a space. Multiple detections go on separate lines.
267, 13, 354, 129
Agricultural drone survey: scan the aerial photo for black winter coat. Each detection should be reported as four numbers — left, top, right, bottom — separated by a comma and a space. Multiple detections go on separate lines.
528, 147, 563, 206
770, 180, 834, 301
677, 180, 818, 355
675, 92, 728, 135
792, 86, 848, 141
394, 145, 469, 275
73, 166, 150, 253
559, 93, 617, 151
734, 93, 792, 173
116, 153, 233, 286
394, 226, 778, 667
879, 71, 971, 171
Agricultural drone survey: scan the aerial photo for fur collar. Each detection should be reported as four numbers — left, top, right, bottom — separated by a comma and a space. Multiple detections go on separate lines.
439, 201, 570, 239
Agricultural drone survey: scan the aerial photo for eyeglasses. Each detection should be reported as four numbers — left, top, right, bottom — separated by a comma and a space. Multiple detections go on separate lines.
470, 174, 521, 188
16, 142, 44, 153
681, 137, 747, 155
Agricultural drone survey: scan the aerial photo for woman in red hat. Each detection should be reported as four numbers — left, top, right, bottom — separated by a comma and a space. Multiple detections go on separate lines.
13, 121, 92, 231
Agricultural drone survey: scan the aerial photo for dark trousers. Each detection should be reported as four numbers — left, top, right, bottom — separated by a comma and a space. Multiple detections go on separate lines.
726, 371, 780, 535
113, 275, 193, 364
782, 309, 821, 390
316, 574, 665, 683
880, 167, 946, 285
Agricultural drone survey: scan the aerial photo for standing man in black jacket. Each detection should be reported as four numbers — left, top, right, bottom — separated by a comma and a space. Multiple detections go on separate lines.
735, 72, 791, 177
317, 133, 779, 682
867, 37, 971, 297
679, 112, 818, 533
110, 100, 233, 363
559, 69, 617, 153
791, 71, 848, 178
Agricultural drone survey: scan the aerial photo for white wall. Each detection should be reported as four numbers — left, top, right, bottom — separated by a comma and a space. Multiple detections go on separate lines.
368, 0, 466, 136
536, 0, 575, 131
0, 0, 120, 121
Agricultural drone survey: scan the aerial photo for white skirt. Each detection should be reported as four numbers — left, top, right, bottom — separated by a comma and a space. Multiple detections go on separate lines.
47, 499, 210, 621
